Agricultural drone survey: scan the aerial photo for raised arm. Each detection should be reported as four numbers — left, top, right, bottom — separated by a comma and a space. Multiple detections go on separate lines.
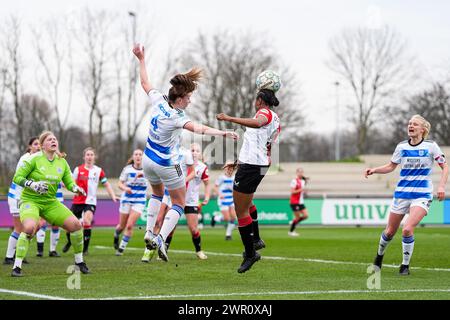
216, 113, 268, 129
365, 162, 398, 178
133, 44, 153, 94
183, 121, 238, 140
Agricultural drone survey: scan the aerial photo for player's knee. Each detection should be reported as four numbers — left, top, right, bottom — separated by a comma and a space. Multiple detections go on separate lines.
22, 226, 35, 237
384, 228, 396, 239
68, 219, 82, 232
402, 226, 414, 237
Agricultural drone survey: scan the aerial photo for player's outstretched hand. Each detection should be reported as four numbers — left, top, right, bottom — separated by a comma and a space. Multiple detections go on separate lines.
132, 43, 145, 60
224, 131, 238, 140
364, 168, 375, 178
216, 113, 230, 122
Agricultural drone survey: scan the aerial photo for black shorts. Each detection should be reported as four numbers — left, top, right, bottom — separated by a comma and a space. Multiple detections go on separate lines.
290, 204, 306, 212
71, 204, 96, 219
185, 206, 199, 215
233, 163, 269, 194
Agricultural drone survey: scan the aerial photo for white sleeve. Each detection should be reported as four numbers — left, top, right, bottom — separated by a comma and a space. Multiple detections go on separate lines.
174, 112, 191, 129
432, 142, 446, 164
391, 144, 402, 164
290, 179, 297, 188
119, 167, 128, 182
15, 154, 29, 172
147, 89, 165, 106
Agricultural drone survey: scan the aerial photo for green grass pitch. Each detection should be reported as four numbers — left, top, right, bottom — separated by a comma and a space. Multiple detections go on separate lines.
1, 226, 449, 300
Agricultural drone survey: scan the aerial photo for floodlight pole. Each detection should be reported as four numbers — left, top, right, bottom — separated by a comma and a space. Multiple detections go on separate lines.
129, 11, 137, 140
334, 81, 341, 161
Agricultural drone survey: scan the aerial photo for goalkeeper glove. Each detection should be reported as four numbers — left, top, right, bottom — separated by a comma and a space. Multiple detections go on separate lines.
24, 180, 48, 195
72, 185, 86, 196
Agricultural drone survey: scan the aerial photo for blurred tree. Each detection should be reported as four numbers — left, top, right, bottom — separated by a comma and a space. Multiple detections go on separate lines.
388, 82, 450, 146
31, 16, 75, 150
328, 26, 415, 155
0, 16, 25, 149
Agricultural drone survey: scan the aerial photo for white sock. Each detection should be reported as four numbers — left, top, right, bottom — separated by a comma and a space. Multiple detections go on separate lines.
119, 235, 131, 250
402, 236, 415, 265
6, 232, 19, 258
13, 258, 23, 269
50, 228, 60, 252
146, 195, 162, 232
74, 253, 83, 264
159, 205, 184, 241
36, 228, 46, 244
226, 221, 235, 237
377, 232, 392, 256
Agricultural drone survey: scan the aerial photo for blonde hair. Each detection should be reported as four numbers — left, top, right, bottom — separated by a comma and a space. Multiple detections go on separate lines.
168, 67, 203, 103
411, 114, 431, 139
190, 143, 202, 161
39, 131, 66, 158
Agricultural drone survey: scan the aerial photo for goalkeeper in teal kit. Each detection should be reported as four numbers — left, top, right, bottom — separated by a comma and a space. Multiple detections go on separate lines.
11, 131, 90, 277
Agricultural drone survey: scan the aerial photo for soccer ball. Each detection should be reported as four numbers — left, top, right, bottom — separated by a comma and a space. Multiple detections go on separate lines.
256, 70, 281, 93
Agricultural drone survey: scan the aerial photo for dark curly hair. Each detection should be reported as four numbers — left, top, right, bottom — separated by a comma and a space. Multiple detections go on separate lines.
256, 89, 279, 107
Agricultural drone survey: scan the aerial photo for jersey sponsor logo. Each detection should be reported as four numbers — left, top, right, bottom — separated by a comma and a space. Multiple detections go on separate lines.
159, 104, 171, 117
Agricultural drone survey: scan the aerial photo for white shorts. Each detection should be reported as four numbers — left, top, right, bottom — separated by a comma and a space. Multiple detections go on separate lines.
119, 202, 145, 215
390, 198, 432, 215
8, 197, 20, 217
219, 202, 234, 211
143, 156, 185, 190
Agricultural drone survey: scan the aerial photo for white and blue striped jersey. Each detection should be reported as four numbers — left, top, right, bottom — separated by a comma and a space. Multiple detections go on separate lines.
8, 153, 30, 202
56, 183, 64, 203
144, 90, 191, 167
391, 139, 446, 200
215, 174, 235, 207
119, 165, 149, 206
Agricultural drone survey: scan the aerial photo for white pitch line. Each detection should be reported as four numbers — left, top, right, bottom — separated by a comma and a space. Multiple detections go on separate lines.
2, 287, 449, 301
87, 289, 450, 300
94, 245, 450, 272
0, 288, 67, 300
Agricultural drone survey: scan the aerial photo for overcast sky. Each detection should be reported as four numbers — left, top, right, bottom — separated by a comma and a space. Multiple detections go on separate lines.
1, 0, 450, 135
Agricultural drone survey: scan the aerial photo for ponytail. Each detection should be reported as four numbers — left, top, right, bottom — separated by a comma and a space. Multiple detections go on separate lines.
168, 67, 203, 103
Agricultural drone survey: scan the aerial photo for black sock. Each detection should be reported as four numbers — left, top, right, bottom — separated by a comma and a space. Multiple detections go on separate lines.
165, 234, 173, 250
238, 223, 255, 258
83, 229, 92, 252
37, 242, 44, 253
249, 207, 260, 241
192, 235, 201, 252
66, 232, 71, 245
